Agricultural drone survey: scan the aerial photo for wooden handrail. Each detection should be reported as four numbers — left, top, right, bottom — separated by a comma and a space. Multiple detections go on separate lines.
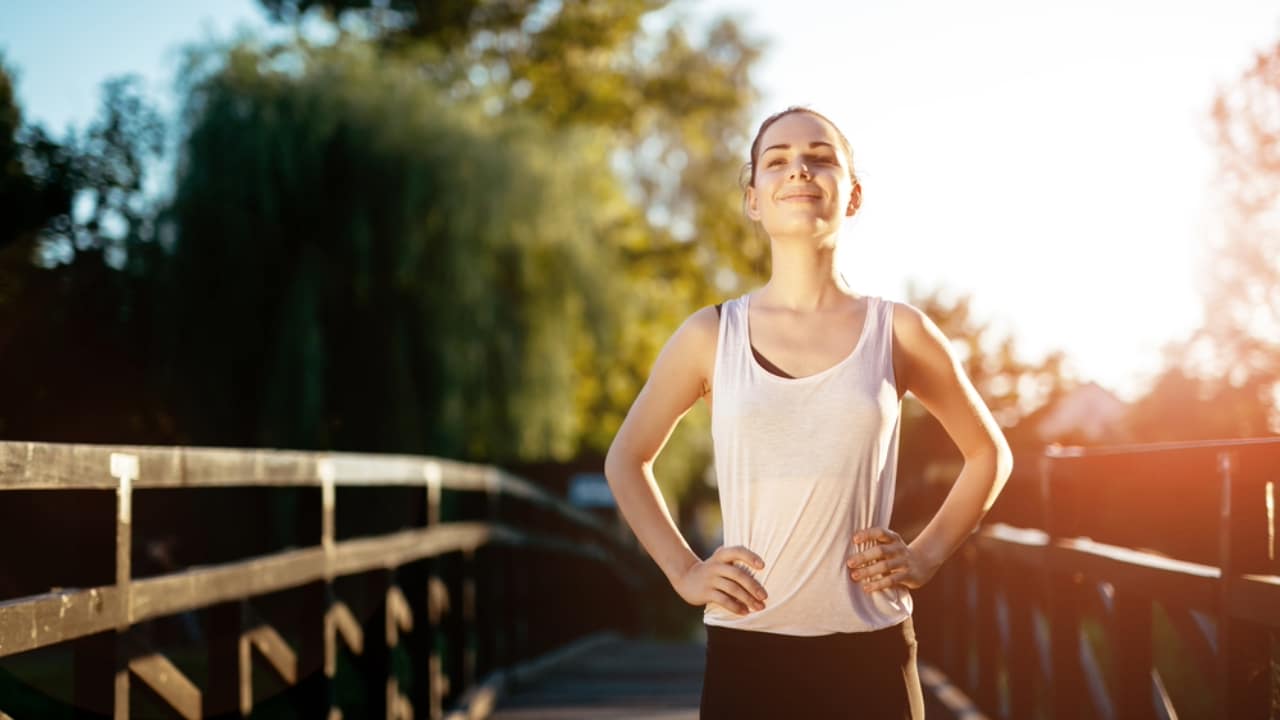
0, 440, 648, 719
912, 437, 1280, 720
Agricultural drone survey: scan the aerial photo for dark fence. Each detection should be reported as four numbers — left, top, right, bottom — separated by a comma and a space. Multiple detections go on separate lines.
913, 437, 1280, 720
0, 442, 658, 718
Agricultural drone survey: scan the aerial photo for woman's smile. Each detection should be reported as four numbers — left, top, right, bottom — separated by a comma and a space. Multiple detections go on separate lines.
779, 189, 823, 203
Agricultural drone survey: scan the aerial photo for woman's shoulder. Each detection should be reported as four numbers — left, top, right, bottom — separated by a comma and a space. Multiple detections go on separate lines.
885, 299, 942, 347
677, 303, 723, 348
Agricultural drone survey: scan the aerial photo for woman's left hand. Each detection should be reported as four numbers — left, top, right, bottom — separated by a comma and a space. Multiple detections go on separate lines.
846, 527, 939, 594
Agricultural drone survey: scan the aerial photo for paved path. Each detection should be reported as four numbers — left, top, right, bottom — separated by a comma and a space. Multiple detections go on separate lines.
489, 632, 962, 719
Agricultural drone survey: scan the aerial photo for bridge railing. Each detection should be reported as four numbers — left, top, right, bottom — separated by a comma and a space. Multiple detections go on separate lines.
912, 437, 1280, 720
0, 441, 655, 719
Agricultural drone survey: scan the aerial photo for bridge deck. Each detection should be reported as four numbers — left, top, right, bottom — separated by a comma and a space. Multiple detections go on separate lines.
489, 633, 960, 719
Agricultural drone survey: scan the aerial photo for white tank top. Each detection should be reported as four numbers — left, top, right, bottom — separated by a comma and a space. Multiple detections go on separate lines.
703, 292, 912, 635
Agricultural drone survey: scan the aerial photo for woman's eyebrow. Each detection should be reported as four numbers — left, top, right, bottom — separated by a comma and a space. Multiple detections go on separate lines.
761, 141, 836, 154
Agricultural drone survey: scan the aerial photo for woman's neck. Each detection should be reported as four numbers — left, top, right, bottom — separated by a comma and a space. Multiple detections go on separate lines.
757, 241, 853, 312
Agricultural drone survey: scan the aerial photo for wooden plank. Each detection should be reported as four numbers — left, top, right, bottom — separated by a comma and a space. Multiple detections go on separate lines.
0, 587, 124, 659
0, 442, 571, 499
325, 601, 363, 677
2, 523, 624, 660
1001, 555, 1039, 720
1215, 452, 1271, 720
237, 622, 298, 716
0, 442, 118, 489
386, 585, 412, 647
129, 652, 202, 720
329, 525, 492, 577
1228, 574, 1280, 628
974, 527, 1049, 571
245, 624, 298, 684
1078, 626, 1115, 720
973, 556, 999, 712
1051, 542, 1219, 611
1047, 569, 1085, 719
1111, 591, 1155, 720
131, 547, 327, 624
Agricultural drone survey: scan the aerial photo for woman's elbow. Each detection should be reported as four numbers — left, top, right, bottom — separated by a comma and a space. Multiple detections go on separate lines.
604, 441, 642, 488
965, 435, 1013, 485
985, 435, 1014, 498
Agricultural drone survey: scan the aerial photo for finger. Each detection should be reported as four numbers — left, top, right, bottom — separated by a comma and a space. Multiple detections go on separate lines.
852, 527, 897, 546
718, 545, 766, 571
861, 566, 910, 593
710, 589, 749, 615
846, 544, 887, 569
852, 554, 906, 581
726, 566, 768, 603
716, 584, 752, 609
713, 577, 763, 612
850, 557, 891, 581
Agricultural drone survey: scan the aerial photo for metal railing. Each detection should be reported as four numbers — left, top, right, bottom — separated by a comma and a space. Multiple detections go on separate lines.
913, 437, 1280, 719
0, 442, 655, 718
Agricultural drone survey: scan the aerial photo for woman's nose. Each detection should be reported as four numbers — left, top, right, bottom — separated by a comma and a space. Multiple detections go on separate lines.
789, 161, 811, 179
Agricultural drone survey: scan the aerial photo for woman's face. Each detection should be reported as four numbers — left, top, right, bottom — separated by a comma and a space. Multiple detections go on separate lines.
746, 112, 859, 242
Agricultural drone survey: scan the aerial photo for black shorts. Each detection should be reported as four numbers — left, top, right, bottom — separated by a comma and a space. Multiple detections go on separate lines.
700, 616, 924, 719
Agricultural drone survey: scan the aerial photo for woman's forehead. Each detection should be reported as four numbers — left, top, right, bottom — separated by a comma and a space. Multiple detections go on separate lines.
759, 112, 842, 150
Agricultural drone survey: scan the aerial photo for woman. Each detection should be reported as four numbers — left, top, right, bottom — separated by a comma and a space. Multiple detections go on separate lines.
603, 106, 1012, 718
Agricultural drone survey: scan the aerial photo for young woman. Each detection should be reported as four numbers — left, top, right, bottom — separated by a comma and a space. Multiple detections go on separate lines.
604, 107, 1013, 718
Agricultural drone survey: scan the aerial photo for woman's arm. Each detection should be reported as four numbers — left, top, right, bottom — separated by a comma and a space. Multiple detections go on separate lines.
604, 306, 768, 615
848, 301, 1014, 593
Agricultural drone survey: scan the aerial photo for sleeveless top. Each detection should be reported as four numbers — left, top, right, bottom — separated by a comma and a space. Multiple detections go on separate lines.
703, 292, 911, 635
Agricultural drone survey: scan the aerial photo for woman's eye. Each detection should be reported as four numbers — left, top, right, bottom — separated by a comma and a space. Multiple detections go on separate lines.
767, 158, 786, 167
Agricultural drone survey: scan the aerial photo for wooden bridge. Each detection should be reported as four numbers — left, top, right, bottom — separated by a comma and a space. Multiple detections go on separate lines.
0, 438, 1277, 718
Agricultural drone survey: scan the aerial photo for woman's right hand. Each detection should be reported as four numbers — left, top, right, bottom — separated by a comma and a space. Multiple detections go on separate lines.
672, 545, 769, 615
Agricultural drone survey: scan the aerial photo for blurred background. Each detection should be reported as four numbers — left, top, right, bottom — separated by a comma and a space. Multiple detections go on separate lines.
1, 1, 1279, 715
2, 0, 1278, 557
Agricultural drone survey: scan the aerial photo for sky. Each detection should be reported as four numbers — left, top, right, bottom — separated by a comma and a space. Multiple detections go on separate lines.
3, 1, 1280, 401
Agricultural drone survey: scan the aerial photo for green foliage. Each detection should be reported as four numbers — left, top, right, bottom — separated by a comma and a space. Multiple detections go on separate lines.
160, 38, 628, 461
251, 1, 763, 498
3, 2, 765, 514
0, 56, 78, 255
254, 1, 765, 466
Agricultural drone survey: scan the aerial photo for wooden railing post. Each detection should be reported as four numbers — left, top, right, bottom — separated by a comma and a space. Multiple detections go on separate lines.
1043, 453, 1085, 720
422, 460, 445, 719
112, 453, 137, 720
1215, 450, 1269, 719
936, 557, 964, 683
974, 550, 1000, 713
0, 443, 648, 719
1003, 557, 1038, 720
462, 547, 478, 692
1111, 588, 1154, 719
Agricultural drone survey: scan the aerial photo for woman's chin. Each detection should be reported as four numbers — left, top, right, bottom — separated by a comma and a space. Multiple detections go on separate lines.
761, 217, 842, 240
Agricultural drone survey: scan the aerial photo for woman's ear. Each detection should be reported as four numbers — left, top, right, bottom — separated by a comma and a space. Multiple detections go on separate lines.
846, 182, 862, 217
745, 186, 762, 221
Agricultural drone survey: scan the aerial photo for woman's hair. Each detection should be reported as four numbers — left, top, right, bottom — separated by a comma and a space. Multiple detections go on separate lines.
740, 106, 859, 191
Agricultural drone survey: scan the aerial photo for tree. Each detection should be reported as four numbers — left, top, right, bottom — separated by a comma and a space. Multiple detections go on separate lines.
893, 285, 1070, 524
1190, 40, 1280, 433
0, 65, 171, 444
1119, 40, 1280, 442
156, 38, 629, 461
234, 1, 764, 500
